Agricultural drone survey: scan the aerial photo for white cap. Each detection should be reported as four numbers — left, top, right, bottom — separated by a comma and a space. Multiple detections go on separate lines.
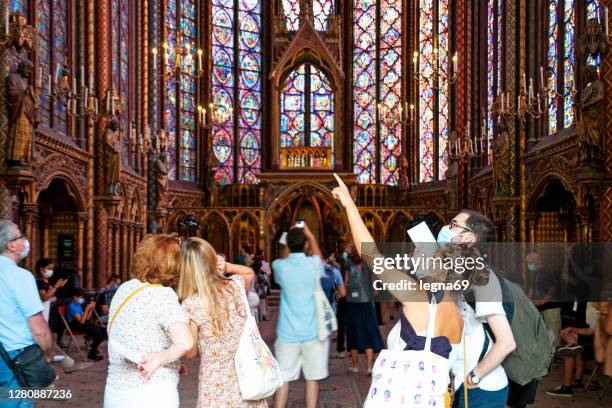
279, 232, 288, 245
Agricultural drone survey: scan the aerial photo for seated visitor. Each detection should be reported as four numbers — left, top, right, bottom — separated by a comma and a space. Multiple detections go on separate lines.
65, 288, 108, 361
95, 274, 121, 323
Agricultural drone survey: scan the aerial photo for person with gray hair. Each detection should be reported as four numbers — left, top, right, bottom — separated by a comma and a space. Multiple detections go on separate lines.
0, 219, 54, 407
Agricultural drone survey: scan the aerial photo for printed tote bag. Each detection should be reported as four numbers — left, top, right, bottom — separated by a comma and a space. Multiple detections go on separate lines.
364, 299, 450, 407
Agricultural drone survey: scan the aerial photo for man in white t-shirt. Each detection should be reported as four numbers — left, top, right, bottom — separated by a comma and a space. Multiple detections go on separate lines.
438, 210, 516, 408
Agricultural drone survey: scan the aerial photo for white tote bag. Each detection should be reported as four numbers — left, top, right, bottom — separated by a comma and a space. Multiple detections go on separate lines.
314, 263, 337, 341
364, 299, 450, 407
234, 278, 283, 400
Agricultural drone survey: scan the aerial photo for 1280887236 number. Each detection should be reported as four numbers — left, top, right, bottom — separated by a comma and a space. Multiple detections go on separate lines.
7, 388, 72, 400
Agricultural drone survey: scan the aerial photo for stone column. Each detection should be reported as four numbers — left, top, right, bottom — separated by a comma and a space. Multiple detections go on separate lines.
21, 204, 38, 271
77, 212, 88, 285
121, 222, 129, 277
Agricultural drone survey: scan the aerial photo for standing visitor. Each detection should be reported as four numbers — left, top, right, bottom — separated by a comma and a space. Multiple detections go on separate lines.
344, 252, 383, 374
255, 250, 272, 321
272, 225, 329, 408
526, 252, 561, 347
236, 244, 252, 266
178, 237, 266, 407
331, 248, 350, 358
103, 234, 195, 408
0, 220, 55, 408
320, 249, 345, 312
95, 275, 122, 323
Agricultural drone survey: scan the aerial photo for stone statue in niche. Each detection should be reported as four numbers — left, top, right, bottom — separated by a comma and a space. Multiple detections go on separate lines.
577, 18, 608, 59
153, 129, 169, 210
577, 65, 604, 165
104, 118, 122, 195
398, 156, 409, 189
493, 121, 511, 196
5, 60, 38, 168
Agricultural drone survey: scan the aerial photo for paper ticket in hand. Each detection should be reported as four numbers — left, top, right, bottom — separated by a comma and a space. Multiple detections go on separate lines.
109, 338, 143, 364
407, 221, 437, 243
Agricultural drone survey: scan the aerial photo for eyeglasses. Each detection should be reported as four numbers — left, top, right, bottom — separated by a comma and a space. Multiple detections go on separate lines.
9, 234, 26, 242
449, 220, 473, 233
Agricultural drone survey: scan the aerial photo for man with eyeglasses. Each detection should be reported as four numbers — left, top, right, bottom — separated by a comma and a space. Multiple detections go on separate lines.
0, 219, 54, 407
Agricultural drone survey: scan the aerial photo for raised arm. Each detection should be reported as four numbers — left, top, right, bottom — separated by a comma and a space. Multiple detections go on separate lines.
331, 173, 427, 302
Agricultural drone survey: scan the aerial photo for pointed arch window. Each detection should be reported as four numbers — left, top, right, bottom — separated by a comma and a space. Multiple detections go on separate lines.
353, 0, 402, 185
211, 0, 262, 185
280, 63, 334, 162
164, 0, 197, 181
486, 0, 503, 163
547, 0, 576, 135
282, 0, 300, 31
585, 0, 602, 68
416, 0, 449, 182
37, 0, 68, 135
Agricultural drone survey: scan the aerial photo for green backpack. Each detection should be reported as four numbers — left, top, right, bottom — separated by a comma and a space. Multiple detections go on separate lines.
476, 269, 556, 386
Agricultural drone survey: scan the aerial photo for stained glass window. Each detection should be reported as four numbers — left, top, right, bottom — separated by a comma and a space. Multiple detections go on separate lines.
164, 0, 197, 181
280, 64, 334, 162
313, 0, 333, 31
486, 0, 503, 164
282, 0, 300, 31
37, 0, 67, 135
112, 0, 130, 164
10, 0, 28, 19
586, 0, 602, 68
353, 0, 402, 185
417, 0, 448, 182
211, 0, 262, 185
547, 0, 576, 135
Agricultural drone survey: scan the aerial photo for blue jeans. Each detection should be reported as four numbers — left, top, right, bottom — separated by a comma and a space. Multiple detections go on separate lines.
0, 348, 33, 408
453, 385, 508, 408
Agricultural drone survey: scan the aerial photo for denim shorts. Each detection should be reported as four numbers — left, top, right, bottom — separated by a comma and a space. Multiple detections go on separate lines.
453, 384, 509, 408
0, 348, 34, 408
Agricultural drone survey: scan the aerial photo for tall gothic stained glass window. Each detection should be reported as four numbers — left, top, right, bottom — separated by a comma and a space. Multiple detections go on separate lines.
37, 0, 68, 135
211, 0, 262, 185
112, 0, 130, 164
353, 0, 402, 185
280, 64, 334, 162
486, 0, 503, 164
313, 0, 334, 31
417, 0, 448, 182
164, 0, 197, 181
547, 0, 576, 135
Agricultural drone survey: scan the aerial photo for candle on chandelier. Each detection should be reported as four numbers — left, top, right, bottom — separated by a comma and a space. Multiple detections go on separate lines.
197, 105, 203, 122
413, 51, 418, 71
410, 104, 415, 121
55, 63, 61, 84
72, 78, 77, 95
197, 49, 203, 72
94, 98, 98, 115
80, 65, 85, 88
202, 108, 206, 126
605, 6, 609, 36
152, 48, 158, 71
540, 66, 544, 91
106, 90, 111, 111
522, 73, 527, 95
529, 79, 534, 100
517, 94, 521, 113
452, 53, 458, 74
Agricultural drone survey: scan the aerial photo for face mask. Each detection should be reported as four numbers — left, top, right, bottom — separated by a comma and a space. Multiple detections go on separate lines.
77, 298, 85, 305
342, 252, 348, 261
437, 226, 458, 245
527, 263, 537, 272
111, 284, 119, 292
17, 239, 31, 261
43, 269, 54, 279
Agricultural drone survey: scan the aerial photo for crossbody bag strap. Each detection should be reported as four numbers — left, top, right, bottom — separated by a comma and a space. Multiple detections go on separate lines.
0, 341, 16, 371
232, 275, 252, 317
108, 283, 160, 332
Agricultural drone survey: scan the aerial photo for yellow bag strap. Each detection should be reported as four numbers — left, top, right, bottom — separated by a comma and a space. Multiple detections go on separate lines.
108, 283, 161, 331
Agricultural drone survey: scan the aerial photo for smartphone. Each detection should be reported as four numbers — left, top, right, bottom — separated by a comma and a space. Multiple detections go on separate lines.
295, 219, 305, 228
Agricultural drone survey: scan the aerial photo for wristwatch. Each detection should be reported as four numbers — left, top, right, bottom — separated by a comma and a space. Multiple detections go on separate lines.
469, 370, 481, 385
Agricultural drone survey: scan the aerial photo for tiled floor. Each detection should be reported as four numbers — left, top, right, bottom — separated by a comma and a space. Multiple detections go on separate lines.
38, 305, 611, 407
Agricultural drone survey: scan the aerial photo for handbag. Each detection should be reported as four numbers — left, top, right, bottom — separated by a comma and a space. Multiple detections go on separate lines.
0, 341, 56, 388
364, 298, 450, 407
234, 277, 283, 400
314, 261, 337, 341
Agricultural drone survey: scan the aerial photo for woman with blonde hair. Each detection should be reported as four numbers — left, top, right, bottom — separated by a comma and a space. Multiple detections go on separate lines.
104, 234, 195, 408
178, 237, 267, 407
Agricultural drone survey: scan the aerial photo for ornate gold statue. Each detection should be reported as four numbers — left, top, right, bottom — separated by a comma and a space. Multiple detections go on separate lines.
104, 119, 122, 195
577, 65, 604, 164
153, 129, 169, 209
6, 60, 38, 167
493, 122, 511, 196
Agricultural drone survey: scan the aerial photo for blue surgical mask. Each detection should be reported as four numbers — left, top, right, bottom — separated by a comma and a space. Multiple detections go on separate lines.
527, 263, 536, 272
437, 226, 458, 245
111, 284, 119, 292
77, 298, 85, 305
342, 252, 348, 261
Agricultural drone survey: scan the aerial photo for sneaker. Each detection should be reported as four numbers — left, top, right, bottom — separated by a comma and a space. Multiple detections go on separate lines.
557, 344, 584, 357
87, 353, 104, 362
348, 366, 359, 373
546, 385, 573, 397
330, 351, 346, 358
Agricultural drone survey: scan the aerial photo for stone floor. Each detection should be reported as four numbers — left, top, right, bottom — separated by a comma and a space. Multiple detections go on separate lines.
38, 303, 611, 408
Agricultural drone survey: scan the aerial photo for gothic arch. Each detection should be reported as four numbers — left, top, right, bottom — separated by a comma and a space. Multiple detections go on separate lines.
35, 173, 85, 213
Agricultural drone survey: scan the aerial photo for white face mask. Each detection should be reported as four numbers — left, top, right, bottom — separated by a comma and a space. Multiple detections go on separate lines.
18, 239, 30, 261
43, 269, 54, 279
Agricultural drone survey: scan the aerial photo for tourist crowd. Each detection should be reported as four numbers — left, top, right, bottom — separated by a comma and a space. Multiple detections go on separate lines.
0, 174, 611, 408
